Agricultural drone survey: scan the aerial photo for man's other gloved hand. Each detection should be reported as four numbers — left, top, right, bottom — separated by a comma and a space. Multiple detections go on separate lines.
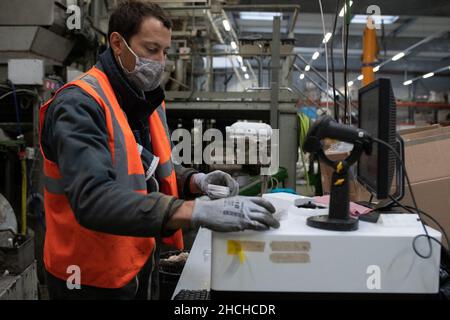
193, 171, 239, 199
191, 196, 280, 232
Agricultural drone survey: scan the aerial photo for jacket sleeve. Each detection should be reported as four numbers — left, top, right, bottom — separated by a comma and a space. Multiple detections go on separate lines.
41, 86, 184, 238
174, 164, 198, 199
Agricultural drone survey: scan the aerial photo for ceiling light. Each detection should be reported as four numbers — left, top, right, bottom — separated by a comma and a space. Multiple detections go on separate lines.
347, 81, 354, 87
244, 73, 250, 80
236, 56, 243, 65
357, 75, 364, 81
351, 14, 399, 25
423, 72, 434, 79
322, 32, 332, 44
299, 73, 305, 80
373, 65, 380, 72
312, 51, 320, 60
392, 52, 405, 61
230, 41, 237, 50
305, 65, 311, 72
241, 66, 247, 72
339, 1, 353, 17
222, 19, 231, 32
403, 80, 413, 86
240, 11, 282, 21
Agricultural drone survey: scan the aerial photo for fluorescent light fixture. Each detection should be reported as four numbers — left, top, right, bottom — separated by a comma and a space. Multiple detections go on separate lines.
351, 14, 399, 25
240, 11, 281, 21
299, 73, 305, 80
241, 66, 247, 72
403, 80, 413, 86
423, 72, 434, 79
312, 51, 320, 60
230, 41, 237, 50
373, 65, 380, 72
339, 1, 353, 17
236, 56, 243, 65
357, 75, 364, 81
347, 81, 354, 87
392, 52, 405, 61
305, 65, 311, 72
222, 19, 231, 31
244, 73, 250, 80
322, 32, 332, 44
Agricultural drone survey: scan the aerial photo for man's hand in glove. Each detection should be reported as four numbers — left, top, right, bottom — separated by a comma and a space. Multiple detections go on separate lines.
192, 171, 239, 199
191, 196, 280, 232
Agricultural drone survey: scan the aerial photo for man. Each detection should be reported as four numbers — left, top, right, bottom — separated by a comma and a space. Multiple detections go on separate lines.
39, 0, 279, 300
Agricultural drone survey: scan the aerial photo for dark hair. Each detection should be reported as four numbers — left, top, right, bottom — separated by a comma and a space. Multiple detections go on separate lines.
108, 0, 172, 43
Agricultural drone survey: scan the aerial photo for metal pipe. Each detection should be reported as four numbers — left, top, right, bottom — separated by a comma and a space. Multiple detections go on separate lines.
270, 16, 281, 129
362, 24, 378, 86
245, 87, 293, 93
223, 4, 301, 12
288, 6, 299, 36
164, 6, 210, 10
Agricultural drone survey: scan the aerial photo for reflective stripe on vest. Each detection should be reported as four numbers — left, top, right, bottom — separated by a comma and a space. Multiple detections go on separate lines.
39, 66, 183, 288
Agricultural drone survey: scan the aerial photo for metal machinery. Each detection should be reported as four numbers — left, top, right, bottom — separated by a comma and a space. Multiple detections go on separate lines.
158, 1, 302, 191
0, 0, 107, 299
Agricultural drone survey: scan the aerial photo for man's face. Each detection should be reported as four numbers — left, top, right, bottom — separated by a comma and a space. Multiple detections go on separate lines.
110, 16, 171, 72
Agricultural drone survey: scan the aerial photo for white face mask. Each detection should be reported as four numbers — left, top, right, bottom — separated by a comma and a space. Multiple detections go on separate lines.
118, 36, 165, 92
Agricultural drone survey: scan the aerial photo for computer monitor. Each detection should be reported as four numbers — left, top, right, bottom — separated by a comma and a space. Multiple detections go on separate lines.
357, 78, 397, 199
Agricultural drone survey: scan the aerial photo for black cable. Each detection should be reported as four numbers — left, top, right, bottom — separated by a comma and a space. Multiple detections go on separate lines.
413, 235, 448, 260
7, 80, 23, 137
373, 137, 435, 259
388, 195, 450, 252
330, 0, 341, 122
343, 0, 350, 124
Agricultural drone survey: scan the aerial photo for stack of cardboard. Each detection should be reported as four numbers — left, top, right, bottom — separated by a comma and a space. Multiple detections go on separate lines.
400, 125, 450, 248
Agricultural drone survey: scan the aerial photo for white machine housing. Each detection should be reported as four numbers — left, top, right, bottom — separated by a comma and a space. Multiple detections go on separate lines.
211, 193, 441, 295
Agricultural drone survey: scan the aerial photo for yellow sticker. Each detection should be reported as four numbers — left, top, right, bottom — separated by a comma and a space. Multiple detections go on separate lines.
227, 240, 266, 264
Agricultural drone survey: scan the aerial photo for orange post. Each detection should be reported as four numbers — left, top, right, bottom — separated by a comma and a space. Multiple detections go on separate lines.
362, 22, 378, 86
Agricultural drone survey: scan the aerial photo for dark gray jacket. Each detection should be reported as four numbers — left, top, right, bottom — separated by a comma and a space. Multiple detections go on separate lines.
41, 48, 197, 238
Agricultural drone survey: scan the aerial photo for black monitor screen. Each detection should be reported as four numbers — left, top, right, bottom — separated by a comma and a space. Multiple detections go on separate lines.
357, 78, 396, 199
358, 88, 379, 189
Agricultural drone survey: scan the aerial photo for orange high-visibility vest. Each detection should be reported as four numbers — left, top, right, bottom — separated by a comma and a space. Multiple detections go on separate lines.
39, 66, 183, 288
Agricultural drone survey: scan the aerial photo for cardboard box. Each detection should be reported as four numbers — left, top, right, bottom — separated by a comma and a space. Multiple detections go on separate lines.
400, 125, 450, 248
403, 177, 450, 249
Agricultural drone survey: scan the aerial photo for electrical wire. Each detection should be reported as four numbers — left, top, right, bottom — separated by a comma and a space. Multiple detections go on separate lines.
388, 195, 450, 253
318, 0, 330, 115
373, 137, 437, 259
330, 0, 341, 121
6, 81, 23, 137
0, 89, 40, 101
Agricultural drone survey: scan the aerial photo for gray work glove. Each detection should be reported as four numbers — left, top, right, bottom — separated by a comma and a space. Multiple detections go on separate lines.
193, 171, 239, 199
191, 196, 280, 232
